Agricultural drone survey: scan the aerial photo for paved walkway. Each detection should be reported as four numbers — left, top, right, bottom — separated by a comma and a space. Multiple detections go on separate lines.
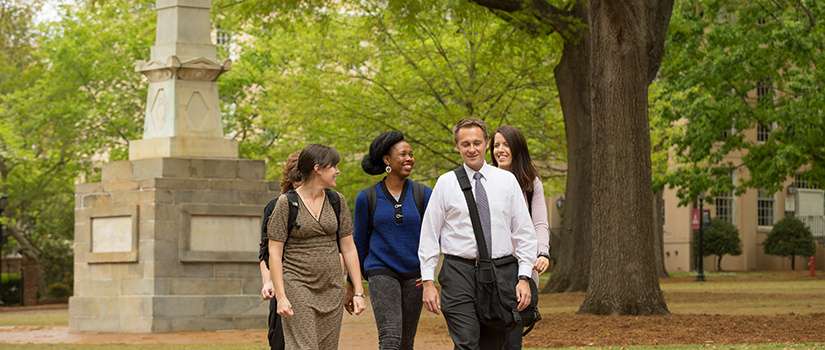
0, 300, 454, 349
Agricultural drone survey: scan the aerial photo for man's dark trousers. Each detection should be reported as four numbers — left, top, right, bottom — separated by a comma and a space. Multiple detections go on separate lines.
439, 255, 507, 350
268, 298, 285, 350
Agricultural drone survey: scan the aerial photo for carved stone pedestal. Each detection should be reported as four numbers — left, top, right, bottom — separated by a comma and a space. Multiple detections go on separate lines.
69, 158, 278, 332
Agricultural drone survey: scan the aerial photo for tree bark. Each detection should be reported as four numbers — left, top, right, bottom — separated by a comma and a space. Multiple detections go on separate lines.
577, 0, 669, 316
652, 191, 669, 278
544, 1, 592, 293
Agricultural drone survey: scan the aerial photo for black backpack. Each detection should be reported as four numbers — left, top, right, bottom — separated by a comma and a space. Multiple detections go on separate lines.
364, 180, 427, 236
259, 188, 342, 268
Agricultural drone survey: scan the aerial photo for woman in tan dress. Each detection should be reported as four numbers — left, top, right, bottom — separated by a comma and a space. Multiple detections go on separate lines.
267, 144, 367, 349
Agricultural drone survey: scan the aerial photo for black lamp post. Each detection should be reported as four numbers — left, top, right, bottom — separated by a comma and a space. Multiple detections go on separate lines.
696, 192, 706, 282
0, 193, 7, 304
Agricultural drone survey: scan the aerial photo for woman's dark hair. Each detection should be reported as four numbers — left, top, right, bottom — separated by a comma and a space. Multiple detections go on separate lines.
361, 131, 405, 176
490, 125, 539, 192
290, 144, 340, 183
279, 151, 301, 194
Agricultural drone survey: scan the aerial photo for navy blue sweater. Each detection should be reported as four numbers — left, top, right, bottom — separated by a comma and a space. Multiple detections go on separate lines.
353, 179, 431, 280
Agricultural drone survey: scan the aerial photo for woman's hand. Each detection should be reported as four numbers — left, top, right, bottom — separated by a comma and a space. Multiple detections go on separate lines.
276, 295, 293, 318
534, 256, 550, 274
351, 293, 367, 315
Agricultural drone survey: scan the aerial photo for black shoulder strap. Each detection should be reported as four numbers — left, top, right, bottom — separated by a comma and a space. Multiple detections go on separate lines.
285, 190, 300, 246
260, 197, 279, 269
525, 190, 534, 217
325, 188, 343, 252
366, 185, 378, 235
411, 181, 426, 218
453, 166, 490, 261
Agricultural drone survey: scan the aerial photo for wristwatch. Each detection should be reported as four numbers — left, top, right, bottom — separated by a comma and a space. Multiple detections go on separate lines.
538, 252, 551, 260
518, 275, 531, 281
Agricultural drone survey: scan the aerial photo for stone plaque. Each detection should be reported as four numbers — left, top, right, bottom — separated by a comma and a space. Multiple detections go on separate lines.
92, 216, 133, 252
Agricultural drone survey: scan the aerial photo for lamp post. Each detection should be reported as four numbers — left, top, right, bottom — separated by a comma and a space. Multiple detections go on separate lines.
696, 192, 706, 282
0, 193, 7, 304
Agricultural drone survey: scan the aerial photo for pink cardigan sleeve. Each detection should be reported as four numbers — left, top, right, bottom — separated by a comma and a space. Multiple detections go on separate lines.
529, 177, 550, 256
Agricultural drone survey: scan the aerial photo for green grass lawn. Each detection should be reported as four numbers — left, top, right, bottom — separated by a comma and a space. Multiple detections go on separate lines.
0, 310, 69, 326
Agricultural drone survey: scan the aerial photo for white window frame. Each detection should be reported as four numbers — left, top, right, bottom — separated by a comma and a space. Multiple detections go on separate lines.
715, 170, 738, 227
757, 188, 776, 227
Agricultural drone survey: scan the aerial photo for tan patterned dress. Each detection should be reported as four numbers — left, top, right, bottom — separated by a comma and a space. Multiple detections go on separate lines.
267, 191, 352, 350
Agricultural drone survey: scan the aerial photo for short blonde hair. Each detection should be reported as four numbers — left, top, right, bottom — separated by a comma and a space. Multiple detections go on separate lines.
452, 117, 489, 144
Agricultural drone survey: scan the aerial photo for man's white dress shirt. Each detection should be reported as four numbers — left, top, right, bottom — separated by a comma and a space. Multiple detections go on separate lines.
418, 162, 538, 281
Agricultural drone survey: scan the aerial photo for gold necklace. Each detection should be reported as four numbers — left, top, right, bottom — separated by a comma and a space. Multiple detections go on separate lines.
299, 191, 324, 220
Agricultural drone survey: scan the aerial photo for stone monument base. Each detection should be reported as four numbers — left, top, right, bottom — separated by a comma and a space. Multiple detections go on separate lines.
70, 157, 277, 332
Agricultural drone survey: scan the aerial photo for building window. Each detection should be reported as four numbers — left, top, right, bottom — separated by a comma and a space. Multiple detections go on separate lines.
715, 171, 736, 226
793, 174, 820, 190
216, 26, 231, 46
757, 188, 775, 226
757, 123, 771, 142
716, 189, 735, 226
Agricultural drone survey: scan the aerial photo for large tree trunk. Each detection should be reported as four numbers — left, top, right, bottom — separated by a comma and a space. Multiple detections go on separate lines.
578, 0, 669, 315
652, 191, 669, 278
544, 1, 592, 293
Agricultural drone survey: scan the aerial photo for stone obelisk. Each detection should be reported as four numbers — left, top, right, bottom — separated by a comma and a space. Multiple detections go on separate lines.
70, 0, 276, 332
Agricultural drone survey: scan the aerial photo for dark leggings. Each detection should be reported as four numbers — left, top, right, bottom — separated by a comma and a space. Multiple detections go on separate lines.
369, 274, 423, 350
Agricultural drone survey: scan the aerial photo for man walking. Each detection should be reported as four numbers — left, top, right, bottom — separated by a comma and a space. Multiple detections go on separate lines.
418, 117, 537, 349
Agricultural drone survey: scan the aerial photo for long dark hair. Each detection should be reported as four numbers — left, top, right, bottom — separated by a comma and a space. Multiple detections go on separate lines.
490, 125, 538, 192
290, 144, 340, 184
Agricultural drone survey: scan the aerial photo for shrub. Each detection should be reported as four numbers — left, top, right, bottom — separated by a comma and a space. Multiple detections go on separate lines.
46, 282, 72, 298
763, 216, 816, 270
1, 273, 23, 304
693, 218, 742, 271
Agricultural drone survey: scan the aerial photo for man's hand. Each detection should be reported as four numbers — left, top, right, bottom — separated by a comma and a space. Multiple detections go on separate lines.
261, 281, 275, 301
421, 280, 441, 315
516, 279, 531, 311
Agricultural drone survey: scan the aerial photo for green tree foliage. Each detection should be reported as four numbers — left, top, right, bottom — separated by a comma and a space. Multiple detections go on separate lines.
657, 0, 825, 204
0, 0, 155, 292
217, 1, 566, 202
763, 216, 816, 270
692, 218, 742, 271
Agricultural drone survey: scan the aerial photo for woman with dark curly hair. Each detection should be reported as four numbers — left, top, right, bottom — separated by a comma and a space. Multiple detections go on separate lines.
351, 131, 432, 349
490, 125, 550, 350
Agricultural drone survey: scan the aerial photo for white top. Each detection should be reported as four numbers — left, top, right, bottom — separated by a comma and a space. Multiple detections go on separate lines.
418, 162, 538, 281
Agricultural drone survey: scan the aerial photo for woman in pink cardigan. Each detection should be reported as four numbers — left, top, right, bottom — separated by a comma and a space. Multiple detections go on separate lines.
490, 125, 551, 350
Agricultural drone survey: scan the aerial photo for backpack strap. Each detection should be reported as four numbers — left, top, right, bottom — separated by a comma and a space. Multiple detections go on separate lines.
260, 197, 279, 269
284, 190, 301, 248
325, 188, 342, 252
365, 185, 378, 236
411, 180, 426, 218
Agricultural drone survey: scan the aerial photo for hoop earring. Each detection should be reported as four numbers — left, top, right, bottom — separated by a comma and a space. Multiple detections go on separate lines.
385, 165, 392, 173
